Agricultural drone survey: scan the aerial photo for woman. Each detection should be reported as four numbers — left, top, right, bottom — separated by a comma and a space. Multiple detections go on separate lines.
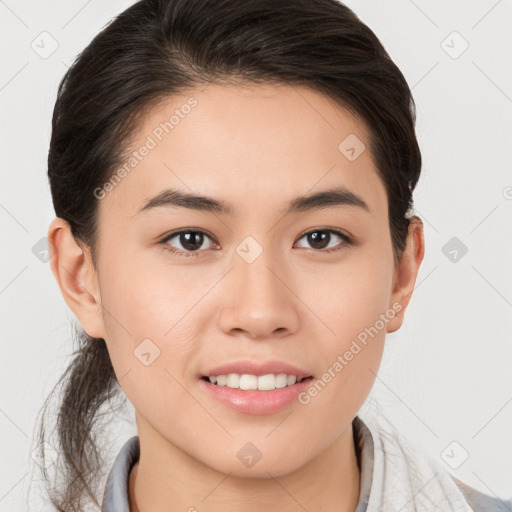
36, 0, 511, 510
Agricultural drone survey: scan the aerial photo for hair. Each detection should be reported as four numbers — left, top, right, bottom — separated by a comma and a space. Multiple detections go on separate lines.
34, 0, 422, 509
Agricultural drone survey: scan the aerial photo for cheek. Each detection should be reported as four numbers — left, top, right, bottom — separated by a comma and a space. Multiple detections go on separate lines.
98, 267, 202, 427
305, 247, 393, 402
100, 255, 192, 338
308, 248, 394, 340
97, 261, 200, 392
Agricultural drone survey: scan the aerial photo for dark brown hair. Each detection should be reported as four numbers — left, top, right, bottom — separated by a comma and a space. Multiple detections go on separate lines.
34, 0, 421, 509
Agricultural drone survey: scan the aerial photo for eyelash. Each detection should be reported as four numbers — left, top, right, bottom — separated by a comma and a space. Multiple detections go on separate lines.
158, 228, 352, 259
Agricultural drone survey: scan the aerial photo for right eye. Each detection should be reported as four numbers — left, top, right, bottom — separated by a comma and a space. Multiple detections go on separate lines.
159, 229, 218, 258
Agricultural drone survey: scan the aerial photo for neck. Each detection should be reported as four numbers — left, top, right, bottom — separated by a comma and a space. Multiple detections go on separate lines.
129, 415, 361, 512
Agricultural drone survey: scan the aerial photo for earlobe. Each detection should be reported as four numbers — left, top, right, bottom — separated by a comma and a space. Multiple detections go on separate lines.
47, 217, 106, 339
386, 216, 425, 334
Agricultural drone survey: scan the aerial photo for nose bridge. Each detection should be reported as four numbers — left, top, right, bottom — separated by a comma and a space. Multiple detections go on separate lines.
218, 234, 299, 337
235, 234, 287, 307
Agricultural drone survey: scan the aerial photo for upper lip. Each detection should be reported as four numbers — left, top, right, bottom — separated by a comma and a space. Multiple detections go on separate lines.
202, 360, 313, 380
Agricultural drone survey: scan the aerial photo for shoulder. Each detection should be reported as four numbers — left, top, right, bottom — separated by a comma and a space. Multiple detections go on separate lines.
450, 474, 512, 512
354, 414, 512, 512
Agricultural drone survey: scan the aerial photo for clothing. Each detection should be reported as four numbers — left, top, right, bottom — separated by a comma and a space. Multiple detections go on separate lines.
101, 414, 511, 511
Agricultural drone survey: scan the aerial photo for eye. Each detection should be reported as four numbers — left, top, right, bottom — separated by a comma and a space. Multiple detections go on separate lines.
159, 229, 217, 258
159, 227, 352, 258
295, 228, 352, 253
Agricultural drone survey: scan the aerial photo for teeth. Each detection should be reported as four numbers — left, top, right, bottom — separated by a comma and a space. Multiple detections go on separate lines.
208, 373, 302, 390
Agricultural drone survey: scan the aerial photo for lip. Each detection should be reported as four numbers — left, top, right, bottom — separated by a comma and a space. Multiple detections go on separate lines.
201, 359, 313, 381
198, 375, 314, 415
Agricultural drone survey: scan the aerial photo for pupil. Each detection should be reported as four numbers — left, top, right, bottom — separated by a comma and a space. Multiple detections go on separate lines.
309, 231, 329, 249
181, 232, 203, 251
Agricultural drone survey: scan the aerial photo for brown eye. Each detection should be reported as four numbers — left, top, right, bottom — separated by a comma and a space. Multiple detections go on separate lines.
160, 229, 216, 258
295, 229, 351, 253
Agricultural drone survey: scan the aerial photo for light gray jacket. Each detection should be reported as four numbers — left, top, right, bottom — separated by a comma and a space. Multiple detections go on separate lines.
101, 415, 512, 511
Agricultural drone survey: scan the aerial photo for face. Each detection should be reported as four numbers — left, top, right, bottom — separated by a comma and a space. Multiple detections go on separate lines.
56, 83, 421, 477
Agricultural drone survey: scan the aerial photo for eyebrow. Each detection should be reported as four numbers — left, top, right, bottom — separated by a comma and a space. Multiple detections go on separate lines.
136, 185, 370, 217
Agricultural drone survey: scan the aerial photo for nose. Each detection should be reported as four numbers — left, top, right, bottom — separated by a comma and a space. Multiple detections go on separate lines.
217, 246, 300, 340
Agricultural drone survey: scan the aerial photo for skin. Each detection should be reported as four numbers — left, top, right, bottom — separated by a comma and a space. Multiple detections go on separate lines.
48, 83, 424, 512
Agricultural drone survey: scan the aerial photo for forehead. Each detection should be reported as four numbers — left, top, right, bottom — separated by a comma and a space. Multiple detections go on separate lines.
99, 83, 387, 222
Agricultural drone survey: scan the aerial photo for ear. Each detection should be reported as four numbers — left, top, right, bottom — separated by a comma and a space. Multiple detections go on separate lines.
386, 215, 425, 333
47, 217, 107, 339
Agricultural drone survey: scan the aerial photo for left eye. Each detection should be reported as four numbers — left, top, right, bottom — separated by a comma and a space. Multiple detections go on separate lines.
159, 228, 351, 258
295, 229, 351, 252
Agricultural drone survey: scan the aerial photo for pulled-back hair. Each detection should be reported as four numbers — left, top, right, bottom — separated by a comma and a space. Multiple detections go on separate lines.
35, 0, 421, 509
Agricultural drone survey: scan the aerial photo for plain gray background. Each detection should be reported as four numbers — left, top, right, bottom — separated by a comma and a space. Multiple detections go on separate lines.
1, 0, 511, 509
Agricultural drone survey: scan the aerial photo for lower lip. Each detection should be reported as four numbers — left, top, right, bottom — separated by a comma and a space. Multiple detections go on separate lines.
198, 376, 314, 415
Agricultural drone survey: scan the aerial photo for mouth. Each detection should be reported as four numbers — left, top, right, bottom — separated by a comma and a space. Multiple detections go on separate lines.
200, 374, 314, 391
198, 372, 315, 415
